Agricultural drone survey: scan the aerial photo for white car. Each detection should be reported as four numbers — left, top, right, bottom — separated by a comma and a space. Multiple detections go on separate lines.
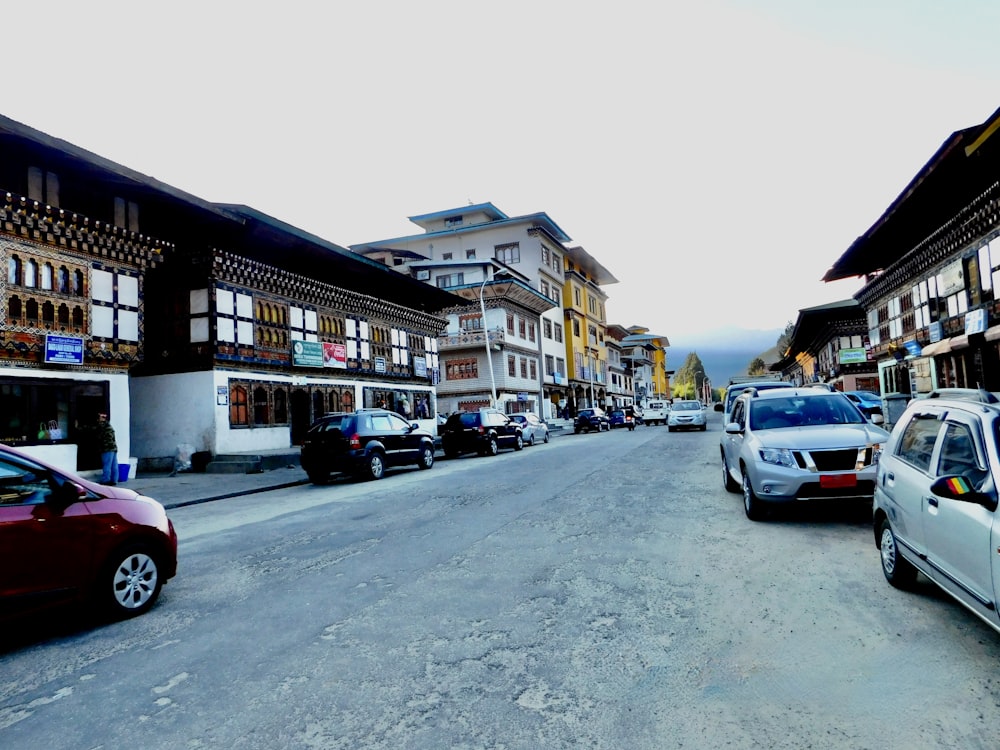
642, 400, 670, 426
721, 388, 890, 521
509, 413, 549, 445
668, 400, 707, 431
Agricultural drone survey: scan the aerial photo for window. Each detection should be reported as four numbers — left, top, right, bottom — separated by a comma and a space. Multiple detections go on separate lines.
540, 280, 549, 297
230, 385, 249, 426
507, 355, 516, 376
541, 247, 550, 266
253, 387, 269, 425
552, 288, 561, 307
518, 318, 526, 338
552, 254, 561, 274
554, 323, 563, 343
543, 319, 552, 339
442, 252, 453, 260
937, 422, 988, 489
528, 322, 536, 342
495, 242, 520, 264
556, 358, 566, 376
520, 358, 528, 378
573, 319, 581, 337
895, 415, 941, 472
466, 249, 476, 259
507, 314, 515, 335
446, 358, 478, 380
459, 313, 483, 330
436, 272, 464, 288
445, 215, 463, 227
545, 354, 554, 375
574, 288, 582, 307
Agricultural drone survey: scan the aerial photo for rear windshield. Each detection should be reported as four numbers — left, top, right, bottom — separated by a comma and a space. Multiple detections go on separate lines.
309, 415, 354, 433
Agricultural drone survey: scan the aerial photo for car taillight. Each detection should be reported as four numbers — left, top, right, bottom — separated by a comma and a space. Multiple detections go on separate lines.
349, 433, 361, 449
478, 425, 485, 434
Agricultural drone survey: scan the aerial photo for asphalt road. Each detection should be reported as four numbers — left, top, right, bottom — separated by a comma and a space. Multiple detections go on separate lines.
4, 414, 1000, 749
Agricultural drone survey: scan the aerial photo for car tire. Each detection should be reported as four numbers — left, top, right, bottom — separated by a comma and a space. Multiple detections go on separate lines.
879, 518, 917, 589
514, 434, 524, 451
721, 454, 740, 492
364, 452, 385, 480
543, 432, 549, 443
418, 445, 434, 470
742, 470, 766, 521
102, 545, 163, 619
668, 426, 675, 432
700, 424, 707, 431
307, 469, 329, 485
527, 433, 535, 446
486, 436, 499, 456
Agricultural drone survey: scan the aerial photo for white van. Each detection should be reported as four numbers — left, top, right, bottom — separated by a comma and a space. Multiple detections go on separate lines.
643, 400, 670, 426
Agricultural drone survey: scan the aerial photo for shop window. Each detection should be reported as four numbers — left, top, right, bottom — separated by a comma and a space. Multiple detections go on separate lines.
273, 389, 288, 423
253, 387, 269, 425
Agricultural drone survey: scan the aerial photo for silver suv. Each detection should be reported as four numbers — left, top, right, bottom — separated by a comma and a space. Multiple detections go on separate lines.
873, 393, 1000, 634
721, 387, 890, 520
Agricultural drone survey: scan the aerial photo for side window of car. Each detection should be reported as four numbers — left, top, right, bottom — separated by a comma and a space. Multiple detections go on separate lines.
895, 415, 942, 472
386, 413, 410, 430
370, 414, 393, 431
936, 422, 989, 490
731, 399, 745, 428
0, 459, 54, 505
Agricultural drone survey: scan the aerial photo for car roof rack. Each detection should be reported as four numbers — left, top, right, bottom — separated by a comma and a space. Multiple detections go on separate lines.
925, 388, 1000, 404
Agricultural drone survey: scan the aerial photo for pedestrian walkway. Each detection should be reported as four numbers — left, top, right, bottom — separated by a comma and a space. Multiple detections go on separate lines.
126, 464, 308, 510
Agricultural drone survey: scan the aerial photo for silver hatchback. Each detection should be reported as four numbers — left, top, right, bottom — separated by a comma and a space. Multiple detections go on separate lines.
873, 394, 1000, 634
721, 388, 890, 520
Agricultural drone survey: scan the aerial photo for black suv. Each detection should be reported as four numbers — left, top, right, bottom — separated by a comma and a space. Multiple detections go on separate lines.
440, 409, 524, 458
574, 407, 610, 433
300, 409, 436, 483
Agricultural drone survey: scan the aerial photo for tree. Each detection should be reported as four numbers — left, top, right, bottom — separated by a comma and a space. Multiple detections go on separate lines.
776, 320, 795, 355
748, 356, 767, 376
674, 352, 707, 400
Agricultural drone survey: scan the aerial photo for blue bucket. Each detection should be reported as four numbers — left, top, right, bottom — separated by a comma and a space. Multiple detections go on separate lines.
118, 463, 130, 483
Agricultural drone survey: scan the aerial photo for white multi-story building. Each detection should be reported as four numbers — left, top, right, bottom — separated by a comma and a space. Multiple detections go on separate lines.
353, 203, 599, 419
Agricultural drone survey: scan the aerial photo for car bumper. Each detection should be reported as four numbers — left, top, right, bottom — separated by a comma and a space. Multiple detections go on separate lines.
748, 463, 878, 502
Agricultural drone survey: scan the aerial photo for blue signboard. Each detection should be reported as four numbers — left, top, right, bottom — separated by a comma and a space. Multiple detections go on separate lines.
44, 334, 84, 365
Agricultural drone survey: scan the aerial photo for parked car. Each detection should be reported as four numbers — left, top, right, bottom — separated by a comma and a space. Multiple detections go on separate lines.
608, 409, 636, 430
720, 388, 890, 521
667, 400, 707, 431
510, 413, 549, 445
301, 409, 436, 482
0, 444, 178, 621
873, 392, 1000, 634
574, 408, 611, 433
440, 408, 524, 457
843, 390, 884, 417
642, 400, 670, 426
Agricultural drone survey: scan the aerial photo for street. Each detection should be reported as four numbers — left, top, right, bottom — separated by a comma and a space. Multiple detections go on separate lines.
4, 414, 1000, 749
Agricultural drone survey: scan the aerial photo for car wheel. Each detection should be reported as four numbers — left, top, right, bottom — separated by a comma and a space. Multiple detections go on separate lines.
103, 545, 163, 619
514, 434, 524, 451
742, 470, 766, 521
879, 518, 917, 589
543, 431, 549, 443
364, 452, 385, 480
668, 426, 675, 432
700, 424, 707, 431
486, 436, 499, 456
418, 445, 434, 470
527, 433, 535, 446
721, 453, 740, 493
307, 469, 329, 485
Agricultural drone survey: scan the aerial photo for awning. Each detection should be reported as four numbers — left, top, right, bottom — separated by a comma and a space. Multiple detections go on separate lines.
950, 334, 970, 351
985, 324, 1000, 342
921, 339, 952, 356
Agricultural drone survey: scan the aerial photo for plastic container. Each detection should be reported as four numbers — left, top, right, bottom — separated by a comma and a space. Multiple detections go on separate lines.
118, 463, 130, 483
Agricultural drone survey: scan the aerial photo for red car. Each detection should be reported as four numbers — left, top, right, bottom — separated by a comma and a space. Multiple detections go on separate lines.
0, 444, 177, 621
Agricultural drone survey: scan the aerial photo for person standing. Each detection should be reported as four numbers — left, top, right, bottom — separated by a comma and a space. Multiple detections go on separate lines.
80, 412, 119, 485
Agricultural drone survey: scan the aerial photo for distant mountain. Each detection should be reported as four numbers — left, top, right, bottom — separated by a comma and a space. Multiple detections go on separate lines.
667, 327, 783, 392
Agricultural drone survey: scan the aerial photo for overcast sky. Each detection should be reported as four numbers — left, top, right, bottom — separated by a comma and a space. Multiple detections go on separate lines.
5, 1, 1000, 345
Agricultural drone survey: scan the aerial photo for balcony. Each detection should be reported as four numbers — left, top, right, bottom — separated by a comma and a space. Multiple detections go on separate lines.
438, 326, 507, 351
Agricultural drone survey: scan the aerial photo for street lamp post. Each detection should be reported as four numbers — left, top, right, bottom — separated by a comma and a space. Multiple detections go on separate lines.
480, 274, 498, 407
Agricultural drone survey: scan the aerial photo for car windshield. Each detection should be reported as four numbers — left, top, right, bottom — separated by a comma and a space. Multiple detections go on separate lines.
672, 401, 700, 411
309, 415, 350, 433
749, 395, 866, 430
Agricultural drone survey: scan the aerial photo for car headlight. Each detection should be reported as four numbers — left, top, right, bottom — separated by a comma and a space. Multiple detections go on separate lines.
759, 447, 797, 468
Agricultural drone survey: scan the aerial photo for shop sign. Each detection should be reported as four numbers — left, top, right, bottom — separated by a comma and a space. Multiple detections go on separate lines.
413, 356, 428, 378
44, 334, 84, 365
928, 321, 943, 343
839, 348, 868, 364
903, 340, 923, 356
939, 259, 965, 296
374, 356, 387, 373
292, 340, 323, 367
323, 342, 347, 369
965, 308, 987, 335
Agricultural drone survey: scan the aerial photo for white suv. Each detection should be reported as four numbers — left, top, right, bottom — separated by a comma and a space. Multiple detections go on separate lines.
873, 393, 1000, 634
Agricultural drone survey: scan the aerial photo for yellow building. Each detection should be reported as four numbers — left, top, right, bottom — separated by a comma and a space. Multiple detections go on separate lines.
562, 246, 618, 412
621, 326, 672, 402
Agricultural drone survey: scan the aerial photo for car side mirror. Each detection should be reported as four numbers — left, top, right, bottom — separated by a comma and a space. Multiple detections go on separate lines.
53, 480, 86, 507
870, 414, 885, 425
929, 475, 997, 510
409, 423, 419, 431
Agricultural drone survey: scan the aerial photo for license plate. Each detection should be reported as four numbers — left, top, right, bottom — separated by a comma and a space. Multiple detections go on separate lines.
820, 474, 857, 488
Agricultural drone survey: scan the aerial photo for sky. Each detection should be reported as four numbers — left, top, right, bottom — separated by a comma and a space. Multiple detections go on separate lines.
4, 1, 1000, 347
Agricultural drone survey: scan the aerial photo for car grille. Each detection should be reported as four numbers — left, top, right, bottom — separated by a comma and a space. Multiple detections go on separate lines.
795, 480, 876, 501
794, 447, 874, 471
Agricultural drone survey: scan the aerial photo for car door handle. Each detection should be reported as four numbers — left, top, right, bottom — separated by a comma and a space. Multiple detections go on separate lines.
927, 496, 939, 508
